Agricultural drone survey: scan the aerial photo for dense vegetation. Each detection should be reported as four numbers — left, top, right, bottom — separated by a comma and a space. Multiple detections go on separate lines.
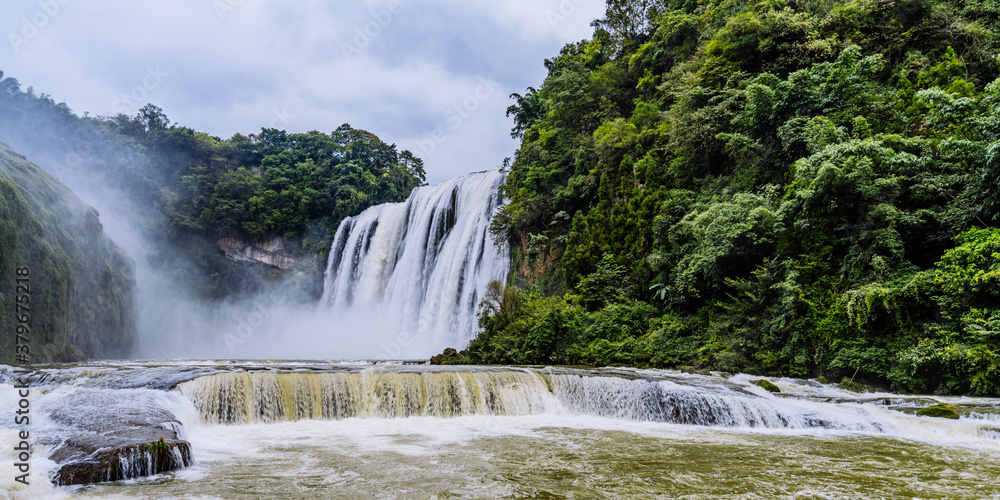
0, 144, 135, 363
0, 75, 426, 295
473, 0, 1000, 395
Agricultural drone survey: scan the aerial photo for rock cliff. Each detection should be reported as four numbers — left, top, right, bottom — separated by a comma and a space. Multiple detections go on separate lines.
217, 235, 297, 270
0, 142, 136, 362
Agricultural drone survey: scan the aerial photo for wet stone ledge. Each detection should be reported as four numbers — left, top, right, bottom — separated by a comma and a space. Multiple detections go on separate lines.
54, 439, 192, 486
38, 388, 193, 485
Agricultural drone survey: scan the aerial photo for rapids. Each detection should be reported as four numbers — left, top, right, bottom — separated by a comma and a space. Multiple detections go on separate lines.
2, 361, 1000, 499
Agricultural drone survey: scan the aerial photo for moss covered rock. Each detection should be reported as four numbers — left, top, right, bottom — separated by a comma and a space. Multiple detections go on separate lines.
754, 379, 780, 393
838, 377, 882, 393
431, 348, 470, 365
0, 143, 136, 363
54, 438, 191, 486
917, 403, 960, 420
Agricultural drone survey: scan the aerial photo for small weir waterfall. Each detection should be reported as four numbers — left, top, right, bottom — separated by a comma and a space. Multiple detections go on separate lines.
320, 170, 509, 356
176, 369, 870, 431
3, 362, 1000, 499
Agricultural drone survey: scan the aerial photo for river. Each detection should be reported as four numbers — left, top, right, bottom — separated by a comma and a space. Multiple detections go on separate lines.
2, 361, 999, 499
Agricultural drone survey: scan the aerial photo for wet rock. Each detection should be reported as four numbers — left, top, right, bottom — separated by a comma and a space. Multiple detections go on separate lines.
917, 403, 960, 420
54, 439, 192, 486
40, 389, 193, 485
430, 348, 468, 365
679, 366, 712, 376
838, 377, 880, 393
754, 380, 780, 393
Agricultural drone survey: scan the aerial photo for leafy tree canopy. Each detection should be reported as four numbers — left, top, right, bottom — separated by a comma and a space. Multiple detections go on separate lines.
476, 0, 1000, 395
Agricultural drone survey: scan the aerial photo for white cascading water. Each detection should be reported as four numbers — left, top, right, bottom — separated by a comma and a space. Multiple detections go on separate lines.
112, 446, 190, 482
546, 374, 819, 428
177, 369, 881, 432
320, 170, 509, 357
178, 370, 557, 423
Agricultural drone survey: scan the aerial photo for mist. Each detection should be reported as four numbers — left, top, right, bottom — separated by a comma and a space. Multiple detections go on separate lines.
0, 94, 513, 360
0, 96, 362, 360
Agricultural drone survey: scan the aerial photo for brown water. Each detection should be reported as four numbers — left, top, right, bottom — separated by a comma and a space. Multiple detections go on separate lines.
3, 362, 999, 499
64, 416, 1000, 499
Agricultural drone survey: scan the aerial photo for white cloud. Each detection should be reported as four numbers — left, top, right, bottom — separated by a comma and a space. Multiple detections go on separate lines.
1, 0, 604, 183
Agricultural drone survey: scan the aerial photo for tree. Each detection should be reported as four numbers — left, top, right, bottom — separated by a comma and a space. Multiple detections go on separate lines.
591, 0, 663, 42
506, 87, 545, 139
138, 103, 170, 132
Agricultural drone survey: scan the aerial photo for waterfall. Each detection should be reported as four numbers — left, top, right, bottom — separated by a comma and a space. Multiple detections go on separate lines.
176, 368, 878, 431
320, 170, 509, 357
178, 370, 557, 423
10, 361, 1000, 493
546, 374, 838, 429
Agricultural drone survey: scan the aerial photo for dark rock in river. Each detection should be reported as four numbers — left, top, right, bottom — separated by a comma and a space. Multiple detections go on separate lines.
54, 438, 191, 486
430, 347, 469, 365
40, 388, 192, 485
754, 379, 781, 393
917, 403, 960, 420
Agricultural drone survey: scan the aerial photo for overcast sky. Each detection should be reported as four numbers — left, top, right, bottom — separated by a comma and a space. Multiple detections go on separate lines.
1, 0, 604, 184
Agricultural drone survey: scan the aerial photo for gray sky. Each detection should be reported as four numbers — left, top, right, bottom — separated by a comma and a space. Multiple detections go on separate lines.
1, 0, 604, 184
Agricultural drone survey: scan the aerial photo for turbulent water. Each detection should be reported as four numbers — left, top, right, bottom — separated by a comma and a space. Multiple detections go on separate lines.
3, 361, 1000, 499
320, 170, 509, 357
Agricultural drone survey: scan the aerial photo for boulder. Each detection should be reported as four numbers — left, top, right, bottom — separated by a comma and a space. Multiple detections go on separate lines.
41, 388, 193, 485
54, 438, 191, 486
754, 379, 780, 393
917, 403, 960, 420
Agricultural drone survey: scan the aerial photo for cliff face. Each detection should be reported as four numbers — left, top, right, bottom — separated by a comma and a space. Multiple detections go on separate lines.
217, 235, 296, 270
0, 143, 136, 363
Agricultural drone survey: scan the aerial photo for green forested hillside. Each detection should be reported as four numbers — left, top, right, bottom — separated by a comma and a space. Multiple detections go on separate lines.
0, 77, 426, 296
474, 0, 1000, 395
0, 143, 136, 363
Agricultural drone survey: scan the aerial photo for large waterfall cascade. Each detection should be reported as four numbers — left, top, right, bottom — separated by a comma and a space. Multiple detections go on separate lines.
320, 170, 509, 356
